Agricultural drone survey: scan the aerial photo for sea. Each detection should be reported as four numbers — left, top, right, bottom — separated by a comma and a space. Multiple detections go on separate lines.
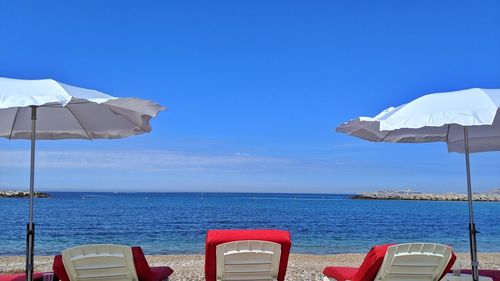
1, 192, 499, 256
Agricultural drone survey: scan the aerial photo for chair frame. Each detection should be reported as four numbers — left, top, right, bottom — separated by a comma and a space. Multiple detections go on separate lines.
324, 243, 453, 281
61, 244, 140, 281
375, 243, 453, 281
216, 240, 282, 281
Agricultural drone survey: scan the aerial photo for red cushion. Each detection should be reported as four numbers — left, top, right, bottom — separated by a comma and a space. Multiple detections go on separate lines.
460, 270, 500, 281
150, 267, 174, 281
53, 255, 70, 281
322, 267, 358, 281
53, 247, 173, 281
352, 244, 393, 281
205, 229, 291, 281
0, 273, 43, 281
322, 244, 391, 281
440, 251, 457, 280
132, 246, 173, 281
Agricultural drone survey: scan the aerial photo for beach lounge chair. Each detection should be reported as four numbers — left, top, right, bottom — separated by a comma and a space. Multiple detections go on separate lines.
323, 243, 456, 281
205, 229, 291, 281
52, 244, 173, 281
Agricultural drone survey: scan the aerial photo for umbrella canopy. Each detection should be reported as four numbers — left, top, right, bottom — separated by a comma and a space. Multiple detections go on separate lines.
0, 77, 165, 140
336, 88, 500, 152
0, 77, 165, 281
336, 88, 500, 281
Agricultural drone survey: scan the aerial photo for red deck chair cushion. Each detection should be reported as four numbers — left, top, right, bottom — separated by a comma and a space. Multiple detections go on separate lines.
131, 247, 173, 281
52, 255, 69, 281
441, 253, 457, 280
205, 229, 291, 281
323, 244, 393, 281
322, 267, 359, 281
460, 270, 500, 281
323, 244, 456, 281
53, 246, 173, 281
0, 273, 43, 281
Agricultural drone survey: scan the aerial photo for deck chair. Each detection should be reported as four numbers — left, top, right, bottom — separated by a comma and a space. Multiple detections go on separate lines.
205, 229, 291, 281
53, 244, 173, 281
323, 243, 456, 281
216, 240, 281, 281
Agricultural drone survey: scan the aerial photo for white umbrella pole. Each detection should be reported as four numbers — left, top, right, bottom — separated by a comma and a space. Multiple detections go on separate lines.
464, 127, 479, 281
26, 106, 37, 281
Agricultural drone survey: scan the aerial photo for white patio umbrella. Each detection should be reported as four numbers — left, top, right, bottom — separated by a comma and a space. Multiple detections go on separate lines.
336, 88, 500, 281
0, 77, 166, 281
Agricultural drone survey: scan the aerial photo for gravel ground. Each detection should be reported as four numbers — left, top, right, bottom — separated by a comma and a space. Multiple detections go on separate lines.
1, 253, 499, 281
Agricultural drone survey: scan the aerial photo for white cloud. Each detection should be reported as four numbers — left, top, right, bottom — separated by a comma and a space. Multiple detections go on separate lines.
0, 150, 292, 171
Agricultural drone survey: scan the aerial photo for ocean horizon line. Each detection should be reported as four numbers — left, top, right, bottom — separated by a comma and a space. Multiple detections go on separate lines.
4, 190, 357, 196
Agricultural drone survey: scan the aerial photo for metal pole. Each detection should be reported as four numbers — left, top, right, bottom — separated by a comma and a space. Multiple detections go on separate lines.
26, 106, 37, 281
464, 126, 479, 281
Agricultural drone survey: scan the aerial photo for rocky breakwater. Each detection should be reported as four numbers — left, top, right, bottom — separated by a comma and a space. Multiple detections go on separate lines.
353, 189, 500, 202
0, 190, 50, 198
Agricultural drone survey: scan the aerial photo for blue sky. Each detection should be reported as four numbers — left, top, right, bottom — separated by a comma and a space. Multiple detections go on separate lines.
0, 0, 499, 193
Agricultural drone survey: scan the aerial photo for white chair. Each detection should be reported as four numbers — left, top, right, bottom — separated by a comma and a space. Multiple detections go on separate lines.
323, 243, 454, 281
216, 240, 282, 281
62, 244, 139, 281
374, 243, 453, 281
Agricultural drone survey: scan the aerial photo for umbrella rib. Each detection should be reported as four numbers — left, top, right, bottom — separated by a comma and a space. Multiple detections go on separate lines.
66, 105, 93, 140
107, 106, 149, 132
445, 124, 451, 143
8, 107, 21, 140
380, 129, 394, 142
121, 114, 146, 130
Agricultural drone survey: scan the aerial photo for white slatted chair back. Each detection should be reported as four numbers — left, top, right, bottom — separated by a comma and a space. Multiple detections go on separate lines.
374, 243, 453, 281
216, 240, 281, 281
62, 244, 139, 281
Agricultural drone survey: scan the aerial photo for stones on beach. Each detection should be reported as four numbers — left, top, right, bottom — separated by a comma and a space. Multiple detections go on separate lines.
1, 253, 500, 280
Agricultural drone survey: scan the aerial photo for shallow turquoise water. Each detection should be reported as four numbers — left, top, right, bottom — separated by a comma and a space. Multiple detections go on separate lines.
1, 192, 499, 255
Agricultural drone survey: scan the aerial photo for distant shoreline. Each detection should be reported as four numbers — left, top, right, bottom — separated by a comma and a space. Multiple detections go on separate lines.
2, 190, 500, 202
353, 190, 500, 202
0, 191, 50, 198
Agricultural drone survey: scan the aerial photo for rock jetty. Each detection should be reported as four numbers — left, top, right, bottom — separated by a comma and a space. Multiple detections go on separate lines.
353, 189, 500, 202
0, 190, 50, 198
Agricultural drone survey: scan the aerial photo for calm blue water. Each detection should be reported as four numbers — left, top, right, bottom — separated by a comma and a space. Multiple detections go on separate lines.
1, 192, 499, 256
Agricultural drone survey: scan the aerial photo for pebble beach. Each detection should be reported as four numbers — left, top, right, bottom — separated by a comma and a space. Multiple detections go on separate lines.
1, 253, 500, 281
